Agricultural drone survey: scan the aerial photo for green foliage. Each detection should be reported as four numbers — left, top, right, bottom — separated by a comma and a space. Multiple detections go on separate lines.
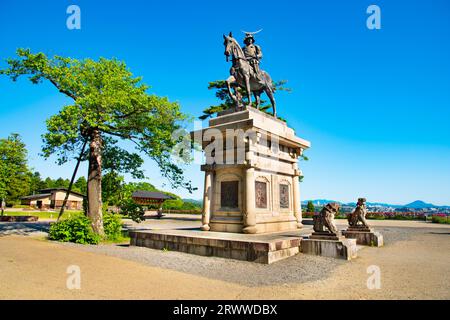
11, 204, 31, 209
431, 215, 449, 224
49, 212, 124, 243
28, 171, 46, 194
162, 198, 183, 210
0, 133, 30, 204
73, 176, 87, 194
48, 214, 100, 244
306, 201, 315, 213
109, 179, 200, 220
24, 166, 87, 196
101, 137, 145, 179
28, 173, 75, 192
180, 201, 201, 210
119, 198, 146, 223
102, 212, 123, 241
162, 199, 201, 210
102, 172, 125, 206
367, 213, 385, 220
0, 48, 193, 192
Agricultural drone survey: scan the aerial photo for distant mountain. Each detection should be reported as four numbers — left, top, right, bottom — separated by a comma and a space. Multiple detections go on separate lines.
302, 199, 448, 209
182, 198, 203, 206
404, 200, 435, 209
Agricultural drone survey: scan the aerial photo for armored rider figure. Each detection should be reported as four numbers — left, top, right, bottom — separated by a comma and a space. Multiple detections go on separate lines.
242, 33, 264, 83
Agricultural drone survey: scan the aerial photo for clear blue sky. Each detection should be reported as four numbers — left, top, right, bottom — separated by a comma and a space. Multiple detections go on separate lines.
1, 0, 449, 205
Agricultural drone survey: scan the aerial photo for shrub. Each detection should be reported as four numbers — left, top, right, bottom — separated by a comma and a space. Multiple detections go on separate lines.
163, 199, 184, 210
366, 212, 386, 220
431, 214, 449, 224
366, 212, 427, 221
119, 199, 145, 223
103, 212, 123, 241
49, 214, 100, 244
306, 201, 315, 213
302, 212, 315, 218
49, 212, 124, 243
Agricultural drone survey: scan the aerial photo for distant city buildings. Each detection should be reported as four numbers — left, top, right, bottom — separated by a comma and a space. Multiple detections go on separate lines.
302, 200, 450, 215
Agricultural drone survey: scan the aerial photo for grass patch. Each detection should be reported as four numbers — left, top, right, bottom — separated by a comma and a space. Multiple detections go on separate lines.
1, 210, 83, 220
100, 235, 130, 244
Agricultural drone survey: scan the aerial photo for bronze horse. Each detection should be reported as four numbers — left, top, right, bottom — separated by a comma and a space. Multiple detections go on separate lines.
223, 32, 277, 117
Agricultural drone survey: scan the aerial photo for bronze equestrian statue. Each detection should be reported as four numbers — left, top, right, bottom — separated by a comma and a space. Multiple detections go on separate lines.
223, 31, 277, 117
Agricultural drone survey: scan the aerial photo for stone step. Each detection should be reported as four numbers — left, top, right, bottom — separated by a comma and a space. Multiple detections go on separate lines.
129, 229, 302, 264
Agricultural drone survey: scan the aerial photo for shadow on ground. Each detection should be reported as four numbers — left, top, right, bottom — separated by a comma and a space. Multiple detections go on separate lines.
0, 222, 50, 237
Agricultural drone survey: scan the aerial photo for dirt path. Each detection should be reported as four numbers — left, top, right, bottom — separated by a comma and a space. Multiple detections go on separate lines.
252, 230, 450, 299
0, 224, 449, 299
0, 236, 244, 300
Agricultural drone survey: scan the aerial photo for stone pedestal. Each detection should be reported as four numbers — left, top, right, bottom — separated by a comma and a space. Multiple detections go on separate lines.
129, 229, 303, 264
342, 227, 384, 247
191, 107, 310, 234
301, 232, 358, 260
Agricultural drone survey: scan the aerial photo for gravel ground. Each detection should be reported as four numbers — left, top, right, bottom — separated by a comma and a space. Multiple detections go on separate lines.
59, 224, 433, 287
61, 241, 342, 286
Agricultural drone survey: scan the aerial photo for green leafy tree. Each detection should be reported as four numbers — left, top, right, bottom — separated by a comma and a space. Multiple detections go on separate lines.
28, 171, 46, 194
100, 136, 147, 206
1, 49, 193, 235
42, 177, 54, 189
54, 177, 70, 188
0, 134, 31, 205
102, 172, 125, 206
306, 201, 316, 213
73, 176, 87, 194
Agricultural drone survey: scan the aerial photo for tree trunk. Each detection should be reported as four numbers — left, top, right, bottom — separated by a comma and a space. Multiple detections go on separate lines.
87, 129, 104, 236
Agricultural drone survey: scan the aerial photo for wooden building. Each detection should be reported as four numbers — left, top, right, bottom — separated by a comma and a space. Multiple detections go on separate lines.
131, 191, 174, 218
21, 188, 84, 210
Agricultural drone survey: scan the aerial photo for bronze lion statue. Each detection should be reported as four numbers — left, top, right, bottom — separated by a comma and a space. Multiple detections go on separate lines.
348, 198, 370, 228
313, 202, 340, 234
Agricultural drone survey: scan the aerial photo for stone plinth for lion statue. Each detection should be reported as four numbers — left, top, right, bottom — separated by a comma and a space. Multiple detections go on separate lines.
301, 202, 358, 260
342, 198, 383, 247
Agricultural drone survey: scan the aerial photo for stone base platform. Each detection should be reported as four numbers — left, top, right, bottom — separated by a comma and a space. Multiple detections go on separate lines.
301, 233, 358, 260
342, 228, 384, 247
129, 228, 304, 264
